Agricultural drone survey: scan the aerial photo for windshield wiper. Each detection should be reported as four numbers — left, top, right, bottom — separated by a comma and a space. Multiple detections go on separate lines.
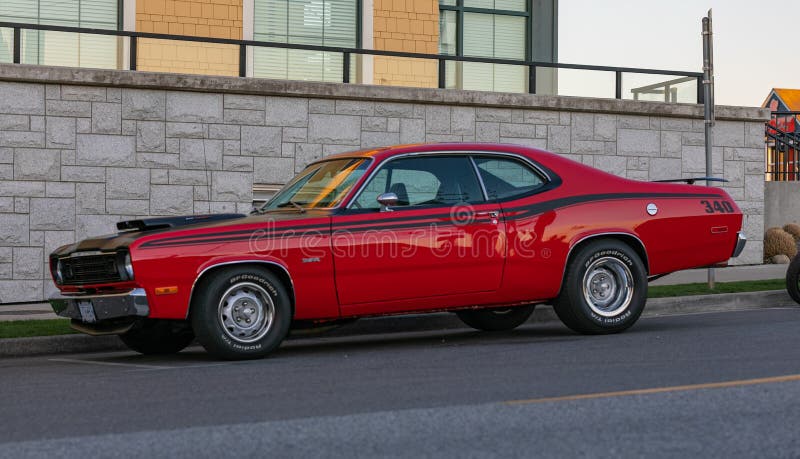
276, 200, 307, 213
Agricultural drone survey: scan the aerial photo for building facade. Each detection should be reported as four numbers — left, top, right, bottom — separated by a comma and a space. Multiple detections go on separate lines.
1, 0, 558, 90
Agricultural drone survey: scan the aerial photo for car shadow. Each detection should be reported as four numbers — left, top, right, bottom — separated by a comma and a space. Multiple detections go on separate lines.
69, 313, 701, 366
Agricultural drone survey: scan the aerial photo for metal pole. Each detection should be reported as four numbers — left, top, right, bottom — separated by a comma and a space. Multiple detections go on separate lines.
528, 65, 536, 94
703, 10, 716, 289
12, 27, 20, 64
129, 36, 137, 71
238, 44, 247, 77
342, 52, 351, 84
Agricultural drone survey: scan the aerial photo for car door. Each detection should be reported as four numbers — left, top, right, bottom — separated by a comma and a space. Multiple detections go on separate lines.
331, 154, 506, 307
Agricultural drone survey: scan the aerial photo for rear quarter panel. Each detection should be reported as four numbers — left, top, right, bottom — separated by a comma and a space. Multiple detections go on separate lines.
637, 190, 742, 274
500, 191, 741, 301
499, 150, 743, 301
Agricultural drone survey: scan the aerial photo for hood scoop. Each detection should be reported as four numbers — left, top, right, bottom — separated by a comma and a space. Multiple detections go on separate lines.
116, 214, 246, 232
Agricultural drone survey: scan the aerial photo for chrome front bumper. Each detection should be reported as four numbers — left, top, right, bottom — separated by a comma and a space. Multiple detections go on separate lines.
49, 288, 149, 323
732, 231, 747, 258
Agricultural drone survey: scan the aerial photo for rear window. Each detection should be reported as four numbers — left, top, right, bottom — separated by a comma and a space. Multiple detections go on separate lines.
473, 156, 546, 200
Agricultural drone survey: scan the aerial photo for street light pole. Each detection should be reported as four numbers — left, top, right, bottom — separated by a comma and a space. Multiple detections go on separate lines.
703, 10, 716, 289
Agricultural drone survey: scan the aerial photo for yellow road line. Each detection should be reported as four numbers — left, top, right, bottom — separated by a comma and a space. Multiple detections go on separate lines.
506, 373, 800, 405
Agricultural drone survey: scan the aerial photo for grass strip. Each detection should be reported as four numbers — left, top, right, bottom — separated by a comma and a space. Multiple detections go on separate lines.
0, 319, 76, 339
648, 279, 785, 298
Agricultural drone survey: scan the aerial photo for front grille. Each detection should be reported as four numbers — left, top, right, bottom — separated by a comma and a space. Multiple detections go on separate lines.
60, 253, 122, 285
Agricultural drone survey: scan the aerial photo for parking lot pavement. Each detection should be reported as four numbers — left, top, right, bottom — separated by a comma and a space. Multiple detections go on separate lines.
1, 308, 799, 458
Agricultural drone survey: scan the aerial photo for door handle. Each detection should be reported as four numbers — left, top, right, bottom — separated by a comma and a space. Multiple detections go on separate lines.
474, 211, 499, 218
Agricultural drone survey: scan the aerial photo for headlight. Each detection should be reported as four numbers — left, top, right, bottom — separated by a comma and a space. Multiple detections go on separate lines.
54, 259, 63, 284
124, 253, 134, 280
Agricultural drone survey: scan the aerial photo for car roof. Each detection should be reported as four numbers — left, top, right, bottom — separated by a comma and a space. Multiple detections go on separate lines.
313, 143, 553, 165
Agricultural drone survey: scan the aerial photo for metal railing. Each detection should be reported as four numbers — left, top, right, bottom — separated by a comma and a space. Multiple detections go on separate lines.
0, 21, 704, 103
630, 76, 698, 103
766, 112, 800, 181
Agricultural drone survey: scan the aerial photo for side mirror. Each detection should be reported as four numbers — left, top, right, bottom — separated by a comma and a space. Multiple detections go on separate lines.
376, 192, 399, 212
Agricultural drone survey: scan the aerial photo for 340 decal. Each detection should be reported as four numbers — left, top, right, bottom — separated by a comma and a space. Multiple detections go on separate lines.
700, 200, 734, 214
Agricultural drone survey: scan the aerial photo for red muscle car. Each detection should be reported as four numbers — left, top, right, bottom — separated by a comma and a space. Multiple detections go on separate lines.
49, 143, 746, 359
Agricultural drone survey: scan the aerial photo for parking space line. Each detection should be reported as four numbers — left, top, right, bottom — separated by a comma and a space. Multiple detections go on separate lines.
506, 373, 800, 405
49, 358, 170, 370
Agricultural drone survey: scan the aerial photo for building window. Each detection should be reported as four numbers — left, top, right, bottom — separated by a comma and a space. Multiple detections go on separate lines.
439, 0, 529, 93
253, 0, 359, 83
0, 0, 120, 68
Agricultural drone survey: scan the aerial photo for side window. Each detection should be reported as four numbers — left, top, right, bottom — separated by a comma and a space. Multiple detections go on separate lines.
474, 156, 546, 200
352, 156, 484, 210
353, 169, 388, 209
391, 168, 440, 206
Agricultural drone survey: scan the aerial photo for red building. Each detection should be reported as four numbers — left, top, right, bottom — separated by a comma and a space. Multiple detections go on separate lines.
763, 88, 800, 180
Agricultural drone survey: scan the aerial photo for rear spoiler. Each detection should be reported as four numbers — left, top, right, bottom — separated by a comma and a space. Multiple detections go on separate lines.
652, 177, 728, 185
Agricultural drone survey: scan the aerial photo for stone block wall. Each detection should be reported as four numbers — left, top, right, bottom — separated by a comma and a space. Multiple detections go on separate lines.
765, 182, 800, 230
0, 66, 768, 302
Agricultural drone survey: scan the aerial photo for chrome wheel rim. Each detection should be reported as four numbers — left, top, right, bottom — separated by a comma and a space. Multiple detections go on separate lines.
218, 282, 275, 343
582, 257, 634, 317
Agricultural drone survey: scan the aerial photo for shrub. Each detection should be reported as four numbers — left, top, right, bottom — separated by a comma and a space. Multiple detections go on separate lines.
783, 223, 800, 242
764, 227, 797, 261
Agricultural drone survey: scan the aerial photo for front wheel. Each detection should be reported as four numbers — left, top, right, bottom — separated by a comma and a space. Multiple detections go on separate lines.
786, 253, 800, 305
554, 239, 647, 334
456, 305, 535, 331
119, 319, 195, 355
191, 267, 292, 360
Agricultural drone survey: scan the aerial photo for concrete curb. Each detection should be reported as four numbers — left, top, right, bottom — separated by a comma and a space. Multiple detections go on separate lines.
0, 334, 127, 358
1, 290, 796, 358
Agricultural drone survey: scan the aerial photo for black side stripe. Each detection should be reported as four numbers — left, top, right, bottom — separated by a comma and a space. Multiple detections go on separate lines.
505, 192, 723, 218
139, 192, 724, 249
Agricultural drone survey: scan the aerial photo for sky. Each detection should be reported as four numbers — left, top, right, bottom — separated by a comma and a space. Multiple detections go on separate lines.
558, 0, 797, 107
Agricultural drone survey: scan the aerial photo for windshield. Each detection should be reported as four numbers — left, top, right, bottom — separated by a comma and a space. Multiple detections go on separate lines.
261, 158, 371, 211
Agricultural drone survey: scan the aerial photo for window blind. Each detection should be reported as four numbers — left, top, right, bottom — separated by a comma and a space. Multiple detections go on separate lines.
0, 0, 118, 68
253, 0, 357, 82
462, 12, 526, 92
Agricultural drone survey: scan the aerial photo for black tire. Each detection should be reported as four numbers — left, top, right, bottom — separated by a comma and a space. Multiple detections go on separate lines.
191, 267, 292, 360
786, 253, 800, 305
456, 305, 535, 331
554, 239, 647, 334
119, 319, 195, 355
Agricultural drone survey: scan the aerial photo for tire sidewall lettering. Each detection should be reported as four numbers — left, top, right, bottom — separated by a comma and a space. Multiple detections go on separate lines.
584, 249, 633, 269
588, 308, 632, 325
228, 273, 279, 298
218, 332, 264, 352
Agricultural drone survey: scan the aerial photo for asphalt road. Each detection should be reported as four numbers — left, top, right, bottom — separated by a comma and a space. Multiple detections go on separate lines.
1, 308, 800, 458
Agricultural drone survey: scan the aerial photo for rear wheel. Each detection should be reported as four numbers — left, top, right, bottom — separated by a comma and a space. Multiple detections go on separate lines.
456, 305, 535, 331
786, 253, 800, 305
554, 239, 647, 334
119, 319, 195, 355
191, 267, 292, 360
